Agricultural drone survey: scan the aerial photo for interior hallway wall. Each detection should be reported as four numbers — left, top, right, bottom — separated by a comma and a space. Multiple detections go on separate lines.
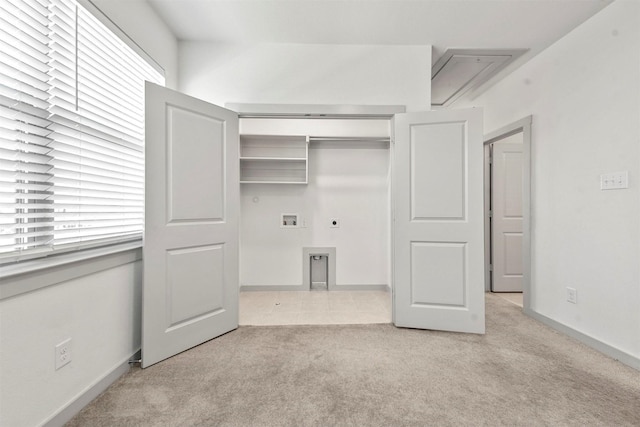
178, 42, 431, 111
458, 0, 640, 363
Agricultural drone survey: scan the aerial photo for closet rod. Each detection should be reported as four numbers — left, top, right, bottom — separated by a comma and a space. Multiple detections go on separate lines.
308, 136, 390, 143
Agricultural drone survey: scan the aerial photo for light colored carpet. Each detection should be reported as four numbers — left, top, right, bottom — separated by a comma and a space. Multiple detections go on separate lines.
66, 294, 640, 426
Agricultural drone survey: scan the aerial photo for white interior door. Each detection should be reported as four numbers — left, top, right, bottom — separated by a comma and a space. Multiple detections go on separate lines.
143, 82, 239, 368
491, 140, 524, 292
393, 108, 485, 334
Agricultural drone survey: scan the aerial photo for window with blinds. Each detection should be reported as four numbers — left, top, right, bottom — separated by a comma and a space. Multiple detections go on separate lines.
0, 0, 164, 263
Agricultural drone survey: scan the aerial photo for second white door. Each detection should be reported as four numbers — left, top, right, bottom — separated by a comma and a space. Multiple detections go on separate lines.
143, 83, 240, 368
491, 137, 524, 292
393, 108, 485, 334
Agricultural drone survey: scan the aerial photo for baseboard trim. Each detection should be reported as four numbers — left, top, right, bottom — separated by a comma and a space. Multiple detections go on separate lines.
525, 308, 639, 371
240, 284, 390, 292
240, 284, 307, 292
42, 350, 138, 427
332, 284, 390, 291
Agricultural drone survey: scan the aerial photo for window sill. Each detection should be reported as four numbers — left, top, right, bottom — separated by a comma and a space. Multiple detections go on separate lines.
0, 241, 143, 301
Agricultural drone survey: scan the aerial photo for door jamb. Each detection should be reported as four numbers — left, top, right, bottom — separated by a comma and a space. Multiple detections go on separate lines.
228, 103, 402, 302
226, 103, 405, 119
483, 116, 532, 312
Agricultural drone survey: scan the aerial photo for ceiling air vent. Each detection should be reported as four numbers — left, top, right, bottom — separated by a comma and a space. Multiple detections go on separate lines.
431, 49, 527, 107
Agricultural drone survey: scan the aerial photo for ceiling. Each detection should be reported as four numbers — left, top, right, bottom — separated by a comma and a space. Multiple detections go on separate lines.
145, 0, 612, 101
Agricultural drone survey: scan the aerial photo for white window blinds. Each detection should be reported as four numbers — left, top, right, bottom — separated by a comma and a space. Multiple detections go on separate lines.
0, 0, 54, 256
0, 0, 164, 262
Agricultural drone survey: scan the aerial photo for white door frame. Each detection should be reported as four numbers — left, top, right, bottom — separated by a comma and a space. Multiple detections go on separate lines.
229, 102, 402, 300
221, 103, 486, 332
225, 103, 484, 333
483, 116, 532, 312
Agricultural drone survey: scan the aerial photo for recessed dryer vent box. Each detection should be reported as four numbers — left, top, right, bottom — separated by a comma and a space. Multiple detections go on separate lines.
281, 213, 299, 228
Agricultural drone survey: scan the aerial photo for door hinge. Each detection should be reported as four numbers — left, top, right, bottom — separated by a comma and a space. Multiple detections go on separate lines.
488, 210, 493, 218
489, 264, 493, 272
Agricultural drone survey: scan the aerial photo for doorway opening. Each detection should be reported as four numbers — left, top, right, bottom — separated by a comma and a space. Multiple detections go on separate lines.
483, 116, 532, 311
143, 89, 487, 367
237, 115, 394, 326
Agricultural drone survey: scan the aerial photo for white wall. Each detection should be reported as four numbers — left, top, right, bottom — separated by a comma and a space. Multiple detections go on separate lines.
459, 0, 640, 360
0, 4, 178, 426
93, 0, 179, 88
0, 262, 142, 427
181, 42, 430, 289
241, 142, 389, 288
179, 42, 431, 111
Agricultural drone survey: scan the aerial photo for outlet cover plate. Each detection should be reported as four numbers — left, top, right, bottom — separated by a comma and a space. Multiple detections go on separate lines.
600, 171, 628, 190
55, 338, 72, 370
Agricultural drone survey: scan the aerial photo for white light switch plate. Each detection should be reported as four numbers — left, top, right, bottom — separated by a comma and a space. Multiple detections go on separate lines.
600, 171, 628, 190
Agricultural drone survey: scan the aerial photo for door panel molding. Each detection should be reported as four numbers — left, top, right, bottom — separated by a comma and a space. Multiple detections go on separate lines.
410, 241, 467, 307
410, 122, 466, 221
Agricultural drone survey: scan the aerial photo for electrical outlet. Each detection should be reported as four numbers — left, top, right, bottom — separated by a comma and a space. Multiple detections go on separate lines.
55, 338, 72, 370
600, 171, 628, 190
566, 287, 577, 304
330, 219, 340, 228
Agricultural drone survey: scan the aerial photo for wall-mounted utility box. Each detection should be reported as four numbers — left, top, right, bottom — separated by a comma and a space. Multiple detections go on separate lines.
310, 255, 328, 290
281, 213, 299, 228
303, 247, 336, 291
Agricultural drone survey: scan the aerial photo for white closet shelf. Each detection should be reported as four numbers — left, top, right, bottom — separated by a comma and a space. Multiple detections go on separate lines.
240, 134, 309, 185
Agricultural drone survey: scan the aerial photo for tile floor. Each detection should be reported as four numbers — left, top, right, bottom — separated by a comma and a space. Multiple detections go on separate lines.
240, 290, 523, 326
495, 292, 524, 307
239, 290, 391, 326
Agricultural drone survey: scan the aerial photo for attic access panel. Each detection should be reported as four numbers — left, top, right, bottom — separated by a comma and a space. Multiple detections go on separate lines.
431, 49, 527, 107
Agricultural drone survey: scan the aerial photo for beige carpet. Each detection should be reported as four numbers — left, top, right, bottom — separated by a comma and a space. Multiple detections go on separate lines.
67, 294, 640, 426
